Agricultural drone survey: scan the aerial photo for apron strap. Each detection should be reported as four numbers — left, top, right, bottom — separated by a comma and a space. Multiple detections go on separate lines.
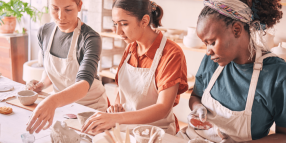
203, 66, 224, 95
244, 51, 277, 114
67, 18, 82, 61
141, 36, 167, 96
46, 24, 58, 53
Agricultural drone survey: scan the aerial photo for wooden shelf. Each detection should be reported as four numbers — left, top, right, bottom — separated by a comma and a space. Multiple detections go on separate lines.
282, 2, 286, 6
100, 32, 121, 39
99, 70, 116, 79
99, 32, 207, 53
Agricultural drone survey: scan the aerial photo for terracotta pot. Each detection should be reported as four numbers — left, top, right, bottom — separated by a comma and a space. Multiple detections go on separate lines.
0, 16, 17, 34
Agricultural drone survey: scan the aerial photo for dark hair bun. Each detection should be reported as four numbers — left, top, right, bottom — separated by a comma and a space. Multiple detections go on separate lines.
151, 5, 164, 28
250, 0, 283, 28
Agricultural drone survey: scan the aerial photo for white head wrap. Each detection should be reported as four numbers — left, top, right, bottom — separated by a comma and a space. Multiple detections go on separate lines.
204, 0, 268, 59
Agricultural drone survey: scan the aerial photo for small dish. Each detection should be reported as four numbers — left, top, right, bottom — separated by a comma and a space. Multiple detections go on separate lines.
17, 90, 38, 106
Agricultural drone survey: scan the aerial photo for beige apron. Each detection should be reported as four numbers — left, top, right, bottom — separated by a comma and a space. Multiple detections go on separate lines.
118, 36, 176, 135
43, 18, 108, 111
177, 50, 277, 142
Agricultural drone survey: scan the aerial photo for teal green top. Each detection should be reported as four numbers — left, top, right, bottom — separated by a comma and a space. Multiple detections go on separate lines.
194, 54, 286, 140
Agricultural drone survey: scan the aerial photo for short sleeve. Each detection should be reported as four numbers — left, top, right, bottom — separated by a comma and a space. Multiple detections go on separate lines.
156, 47, 188, 95
193, 55, 218, 97
193, 55, 208, 97
273, 80, 286, 128
37, 26, 44, 60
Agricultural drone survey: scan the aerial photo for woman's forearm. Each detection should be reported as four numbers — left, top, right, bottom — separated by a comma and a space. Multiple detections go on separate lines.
49, 80, 89, 107
189, 92, 202, 110
40, 71, 52, 89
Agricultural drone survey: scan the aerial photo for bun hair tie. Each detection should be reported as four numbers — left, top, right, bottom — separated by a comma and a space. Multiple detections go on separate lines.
150, 1, 158, 12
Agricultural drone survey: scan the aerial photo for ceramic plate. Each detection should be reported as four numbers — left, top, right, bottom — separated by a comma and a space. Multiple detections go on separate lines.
0, 85, 14, 92
92, 131, 136, 143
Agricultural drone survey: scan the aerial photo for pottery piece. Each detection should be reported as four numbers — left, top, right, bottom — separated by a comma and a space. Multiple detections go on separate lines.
50, 121, 92, 143
0, 85, 14, 92
271, 42, 286, 61
133, 125, 165, 143
183, 27, 204, 49
0, 16, 16, 34
17, 90, 38, 106
77, 112, 95, 126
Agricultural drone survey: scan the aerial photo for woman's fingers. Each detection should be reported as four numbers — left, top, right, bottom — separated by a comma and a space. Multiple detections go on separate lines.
26, 112, 40, 132
35, 118, 48, 133
43, 118, 53, 130
82, 113, 100, 132
84, 119, 105, 133
118, 104, 124, 112
29, 116, 45, 134
92, 124, 107, 135
110, 105, 114, 113
114, 104, 119, 112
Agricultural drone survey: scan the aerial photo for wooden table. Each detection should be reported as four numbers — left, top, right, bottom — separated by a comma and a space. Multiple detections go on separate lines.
0, 77, 188, 143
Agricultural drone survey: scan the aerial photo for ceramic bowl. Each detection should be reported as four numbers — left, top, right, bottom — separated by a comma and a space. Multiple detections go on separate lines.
133, 125, 165, 143
17, 90, 38, 106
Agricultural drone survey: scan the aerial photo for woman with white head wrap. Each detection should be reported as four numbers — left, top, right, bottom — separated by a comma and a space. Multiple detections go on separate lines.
179, 0, 286, 142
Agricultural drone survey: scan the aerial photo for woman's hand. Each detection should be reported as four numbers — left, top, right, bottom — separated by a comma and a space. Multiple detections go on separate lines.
26, 80, 44, 93
106, 104, 125, 113
81, 112, 123, 135
26, 97, 58, 134
190, 104, 207, 122
188, 104, 209, 129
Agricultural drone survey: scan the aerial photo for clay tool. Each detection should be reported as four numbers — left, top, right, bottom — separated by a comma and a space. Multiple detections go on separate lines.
105, 130, 116, 143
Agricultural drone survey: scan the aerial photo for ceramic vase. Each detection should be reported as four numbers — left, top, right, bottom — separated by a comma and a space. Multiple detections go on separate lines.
183, 27, 204, 49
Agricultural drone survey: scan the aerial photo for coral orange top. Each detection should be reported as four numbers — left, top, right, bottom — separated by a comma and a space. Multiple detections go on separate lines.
115, 32, 188, 132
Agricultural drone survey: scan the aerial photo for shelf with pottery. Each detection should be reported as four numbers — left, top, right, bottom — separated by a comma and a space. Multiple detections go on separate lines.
99, 32, 207, 53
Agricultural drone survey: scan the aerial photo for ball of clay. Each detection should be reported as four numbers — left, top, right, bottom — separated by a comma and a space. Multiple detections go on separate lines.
0, 106, 13, 114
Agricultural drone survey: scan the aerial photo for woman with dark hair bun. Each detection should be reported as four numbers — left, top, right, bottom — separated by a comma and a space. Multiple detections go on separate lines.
82, 0, 188, 135
179, 0, 286, 142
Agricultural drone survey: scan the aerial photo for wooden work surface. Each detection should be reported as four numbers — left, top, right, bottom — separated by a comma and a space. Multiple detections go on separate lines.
6, 97, 43, 111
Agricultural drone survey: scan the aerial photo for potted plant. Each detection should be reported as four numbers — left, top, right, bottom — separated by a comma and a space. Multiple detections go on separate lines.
0, 0, 37, 34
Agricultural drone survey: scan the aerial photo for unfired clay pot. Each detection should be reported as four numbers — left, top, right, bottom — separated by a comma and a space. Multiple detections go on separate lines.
0, 16, 16, 34
50, 121, 92, 143
77, 112, 95, 126
17, 90, 38, 106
